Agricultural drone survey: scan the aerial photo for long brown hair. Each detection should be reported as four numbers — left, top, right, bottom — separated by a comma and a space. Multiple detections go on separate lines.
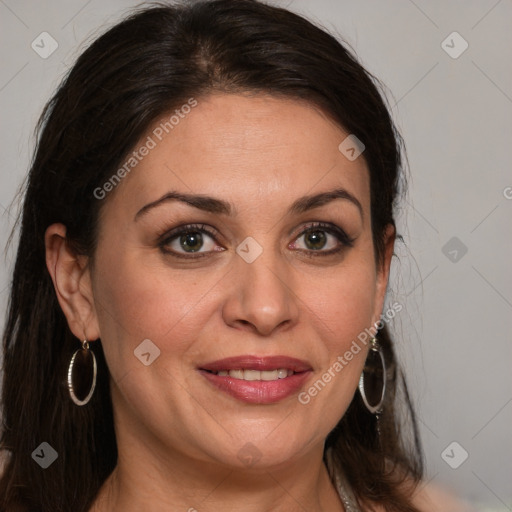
0, 1, 423, 510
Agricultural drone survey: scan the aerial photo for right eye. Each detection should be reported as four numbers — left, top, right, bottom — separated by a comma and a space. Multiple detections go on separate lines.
158, 223, 225, 259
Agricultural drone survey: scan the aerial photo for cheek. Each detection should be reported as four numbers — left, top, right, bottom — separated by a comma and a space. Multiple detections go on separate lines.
294, 309, 373, 439
295, 252, 377, 408
312, 283, 374, 374
306, 259, 377, 349
91, 247, 221, 376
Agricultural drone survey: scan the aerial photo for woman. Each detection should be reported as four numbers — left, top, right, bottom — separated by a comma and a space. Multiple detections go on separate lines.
0, 1, 471, 510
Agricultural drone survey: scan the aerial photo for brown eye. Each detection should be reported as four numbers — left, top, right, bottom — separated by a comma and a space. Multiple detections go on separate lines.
177, 231, 205, 253
291, 222, 355, 256
159, 224, 224, 258
302, 229, 329, 250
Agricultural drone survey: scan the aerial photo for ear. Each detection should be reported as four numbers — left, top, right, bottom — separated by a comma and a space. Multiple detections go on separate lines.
372, 223, 396, 326
44, 223, 100, 342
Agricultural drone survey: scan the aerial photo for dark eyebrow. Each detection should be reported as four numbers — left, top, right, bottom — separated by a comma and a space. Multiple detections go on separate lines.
134, 191, 234, 220
134, 188, 363, 221
289, 188, 363, 220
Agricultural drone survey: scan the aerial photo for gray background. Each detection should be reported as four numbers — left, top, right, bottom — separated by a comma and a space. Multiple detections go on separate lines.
0, 0, 510, 509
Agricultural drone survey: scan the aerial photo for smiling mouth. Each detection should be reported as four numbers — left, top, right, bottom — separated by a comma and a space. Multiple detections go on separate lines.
198, 356, 312, 404
203, 368, 297, 381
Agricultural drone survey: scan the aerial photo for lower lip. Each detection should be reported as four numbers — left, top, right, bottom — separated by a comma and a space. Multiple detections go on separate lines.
198, 370, 312, 404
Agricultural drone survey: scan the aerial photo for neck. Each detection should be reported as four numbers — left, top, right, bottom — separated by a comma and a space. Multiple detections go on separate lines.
90, 442, 345, 512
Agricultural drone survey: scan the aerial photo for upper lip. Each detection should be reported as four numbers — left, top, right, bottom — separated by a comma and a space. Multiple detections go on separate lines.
199, 355, 313, 373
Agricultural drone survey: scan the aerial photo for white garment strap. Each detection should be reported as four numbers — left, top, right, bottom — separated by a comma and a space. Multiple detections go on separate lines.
325, 447, 361, 512
334, 470, 361, 512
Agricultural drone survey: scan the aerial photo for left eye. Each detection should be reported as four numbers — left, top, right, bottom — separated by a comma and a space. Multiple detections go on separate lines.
293, 228, 339, 251
290, 223, 353, 254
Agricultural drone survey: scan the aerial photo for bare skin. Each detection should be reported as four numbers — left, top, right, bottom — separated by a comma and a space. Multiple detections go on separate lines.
45, 93, 396, 511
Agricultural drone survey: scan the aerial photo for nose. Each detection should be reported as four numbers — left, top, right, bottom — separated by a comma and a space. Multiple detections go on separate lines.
221, 244, 300, 337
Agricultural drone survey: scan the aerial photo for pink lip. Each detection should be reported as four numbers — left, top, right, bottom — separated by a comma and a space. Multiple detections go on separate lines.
198, 355, 313, 404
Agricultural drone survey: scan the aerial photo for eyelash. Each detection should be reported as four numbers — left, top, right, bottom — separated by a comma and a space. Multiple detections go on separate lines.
157, 222, 355, 260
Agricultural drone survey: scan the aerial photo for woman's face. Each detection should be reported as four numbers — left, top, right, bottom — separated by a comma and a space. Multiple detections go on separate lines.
85, 93, 394, 470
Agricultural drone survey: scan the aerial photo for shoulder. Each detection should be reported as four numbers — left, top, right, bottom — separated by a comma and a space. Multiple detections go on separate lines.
411, 480, 477, 512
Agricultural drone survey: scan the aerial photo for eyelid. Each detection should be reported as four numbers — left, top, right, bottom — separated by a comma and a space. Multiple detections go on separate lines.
157, 223, 218, 242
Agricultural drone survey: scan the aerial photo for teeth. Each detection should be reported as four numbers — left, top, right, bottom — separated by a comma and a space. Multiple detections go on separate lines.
261, 370, 278, 381
278, 369, 288, 379
213, 368, 295, 381
244, 370, 261, 381
229, 369, 244, 379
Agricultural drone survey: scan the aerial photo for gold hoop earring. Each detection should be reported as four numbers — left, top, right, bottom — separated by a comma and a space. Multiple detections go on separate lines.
67, 339, 97, 406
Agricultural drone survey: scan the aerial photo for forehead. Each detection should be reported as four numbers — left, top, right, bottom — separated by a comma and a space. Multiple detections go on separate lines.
105, 93, 370, 219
